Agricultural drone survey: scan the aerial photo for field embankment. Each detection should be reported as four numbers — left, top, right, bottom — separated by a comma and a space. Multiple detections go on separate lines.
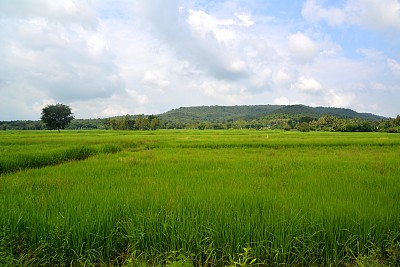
0, 130, 399, 266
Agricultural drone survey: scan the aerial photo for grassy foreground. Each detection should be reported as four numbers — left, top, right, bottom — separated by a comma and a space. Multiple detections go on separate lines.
0, 130, 400, 266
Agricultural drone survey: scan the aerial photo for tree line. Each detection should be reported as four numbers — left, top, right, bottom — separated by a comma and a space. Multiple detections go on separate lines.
105, 115, 160, 130
2, 114, 399, 133
1, 103, 399, 133
160, 115, 400, 133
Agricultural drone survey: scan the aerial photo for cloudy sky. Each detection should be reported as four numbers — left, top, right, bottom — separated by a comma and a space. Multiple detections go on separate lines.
1, 0, 399, 120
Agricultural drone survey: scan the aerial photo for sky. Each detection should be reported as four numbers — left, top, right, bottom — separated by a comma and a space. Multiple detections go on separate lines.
0, 0, 399, 120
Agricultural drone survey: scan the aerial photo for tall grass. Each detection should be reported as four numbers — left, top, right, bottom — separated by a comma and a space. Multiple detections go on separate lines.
0, 130, 400, 265
0, 131, 131, 174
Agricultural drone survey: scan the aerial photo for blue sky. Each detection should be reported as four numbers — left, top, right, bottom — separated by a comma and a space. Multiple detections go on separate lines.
0, 0, 399, 120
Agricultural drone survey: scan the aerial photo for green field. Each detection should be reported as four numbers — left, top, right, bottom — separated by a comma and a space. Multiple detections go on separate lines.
0, 130, 400, 266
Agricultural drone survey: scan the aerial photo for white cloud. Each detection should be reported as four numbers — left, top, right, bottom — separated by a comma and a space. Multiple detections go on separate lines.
232, 60, 247, 72
302, 0, 347, 26
101, 106, 130, 117
126, 89, 149, 105
272, 70, 293, 86
198, 79, 252, 104
387, 58, 400, 76
0, 0, 399, 120
288, 32, 319, 63
348, 0, 400, 31
1, 15, 124, 102
201, 80, 232, 97
187, 9, 255, 34
370, 82, 387, 91
251, 67, 272, 88
302, 0, 400, 31
188, 10, 235, 33
327, 90, 356, 107
291, 76, 323, 93
87, 35, 107, 56
273, 96, 290, 105
0, 0, 97, 28
234, 13, 255, 27
143, 71, 170, 91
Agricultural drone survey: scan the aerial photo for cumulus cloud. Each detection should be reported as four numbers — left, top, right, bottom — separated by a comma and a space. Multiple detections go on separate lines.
291, 76, 323, 94
302, 0, 347, 26
0, 18, 124, 103
273, 96, 290, 105
288, 32, 319, 63
387, 58, 400, 76
132, 1, 244, 82
234, 13, 255, 27
143, 71, 170, 91
348, 0, 400, 31
327, 90, 356, 108
302, 0, 400, 31
198, 79, 252, 105
0, 0, 97, 28
272, 70, 292, 86
0, 0, 399, 120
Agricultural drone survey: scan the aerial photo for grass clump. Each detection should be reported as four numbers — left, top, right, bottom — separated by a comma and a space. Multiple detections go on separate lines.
0, 133, 127, 175
0, 146, 95, 174
99, 144, 123, 154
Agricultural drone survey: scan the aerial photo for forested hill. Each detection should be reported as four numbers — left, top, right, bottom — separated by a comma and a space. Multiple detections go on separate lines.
159, 104, 385, 123
159, 105, 282, 123
270, 105, 385, 120
1, 104, 390, 131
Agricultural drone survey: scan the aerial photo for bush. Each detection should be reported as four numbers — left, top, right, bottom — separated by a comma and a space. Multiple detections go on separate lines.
296, 122, 311, 132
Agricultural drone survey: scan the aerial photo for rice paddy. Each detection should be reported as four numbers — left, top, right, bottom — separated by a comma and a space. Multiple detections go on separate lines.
0, 130, 399, 266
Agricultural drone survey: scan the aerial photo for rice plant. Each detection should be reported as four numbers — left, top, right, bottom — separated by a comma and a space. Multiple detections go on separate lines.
0, 130, 399, 266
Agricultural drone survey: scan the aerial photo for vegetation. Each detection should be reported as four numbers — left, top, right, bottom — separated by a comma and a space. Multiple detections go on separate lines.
105, 114, 160, 130
0, 130, 400, 266
159, 104, 384, 124
41, 103, 74, 132
158, 105, 394, 132
0, 120, 44, 130
159, 105, 284, 124
1, 104, 399, 133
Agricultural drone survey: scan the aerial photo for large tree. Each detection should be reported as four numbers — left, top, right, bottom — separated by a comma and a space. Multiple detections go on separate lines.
41, 103, 74, 132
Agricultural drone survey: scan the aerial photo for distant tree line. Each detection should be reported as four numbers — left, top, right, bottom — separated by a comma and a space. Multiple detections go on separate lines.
2, 114, 399, 133
0, 120, 44, 130
159, 115, 400, 133
104, 115, 160, 130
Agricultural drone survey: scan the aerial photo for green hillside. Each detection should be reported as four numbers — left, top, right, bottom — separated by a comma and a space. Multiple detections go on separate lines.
271, 105, 384, 120
159, 105, 283, 124
159, 104, 386, 123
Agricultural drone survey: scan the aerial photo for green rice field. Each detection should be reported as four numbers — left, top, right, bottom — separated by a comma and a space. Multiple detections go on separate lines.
0, 130, 400, 266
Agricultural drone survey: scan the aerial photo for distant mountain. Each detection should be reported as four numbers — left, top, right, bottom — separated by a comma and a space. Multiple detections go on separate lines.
159, 104, 386, 123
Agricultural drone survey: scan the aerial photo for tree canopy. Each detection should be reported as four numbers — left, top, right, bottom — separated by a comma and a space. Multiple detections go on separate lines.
41, 103, 74, 132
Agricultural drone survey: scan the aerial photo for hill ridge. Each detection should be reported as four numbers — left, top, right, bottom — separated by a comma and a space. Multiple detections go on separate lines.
159, 104, 386, 123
